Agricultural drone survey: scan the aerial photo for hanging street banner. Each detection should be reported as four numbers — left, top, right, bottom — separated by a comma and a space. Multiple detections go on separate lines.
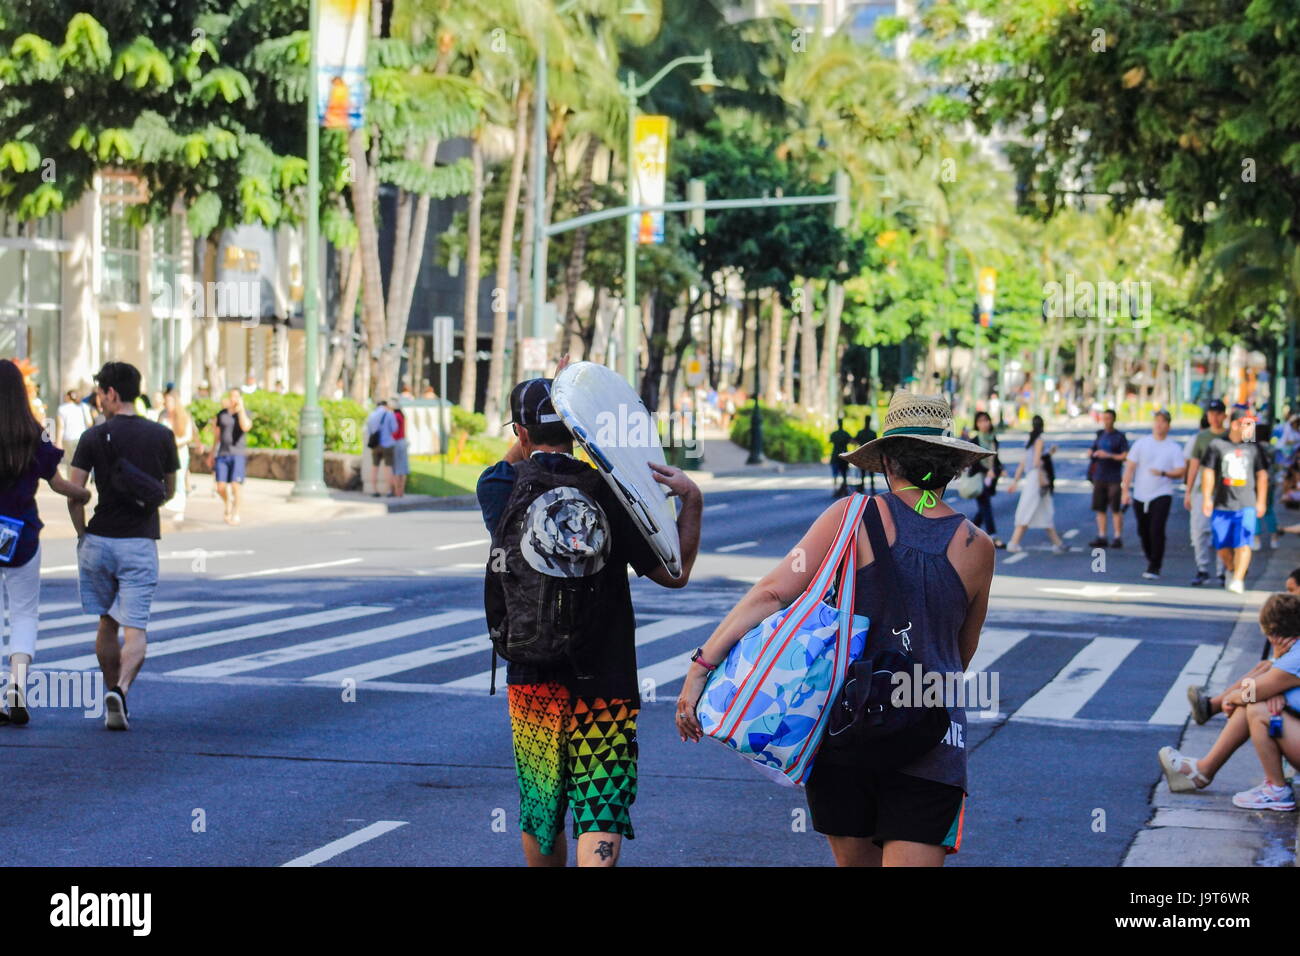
317, 0, 368, 130
633, 115, 669, 245
977, 266, 996, 327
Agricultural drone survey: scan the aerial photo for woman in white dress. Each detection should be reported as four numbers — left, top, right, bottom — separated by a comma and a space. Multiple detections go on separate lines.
160, 390, 193, 525
1005, 415, 1068, 554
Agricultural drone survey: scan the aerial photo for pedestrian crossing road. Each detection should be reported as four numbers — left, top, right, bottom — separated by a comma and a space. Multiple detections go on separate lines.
30, 599, 1223, 729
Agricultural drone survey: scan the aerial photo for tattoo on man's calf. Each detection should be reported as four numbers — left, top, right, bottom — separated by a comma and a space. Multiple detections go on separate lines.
595, 840, 614, 861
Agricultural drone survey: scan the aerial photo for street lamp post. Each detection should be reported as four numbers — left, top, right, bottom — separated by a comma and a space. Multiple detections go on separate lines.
620, 50, 717, 388
292, 0, 327, 499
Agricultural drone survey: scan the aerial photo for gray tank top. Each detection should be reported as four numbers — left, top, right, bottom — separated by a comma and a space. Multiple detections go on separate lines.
853, 493, 970, 791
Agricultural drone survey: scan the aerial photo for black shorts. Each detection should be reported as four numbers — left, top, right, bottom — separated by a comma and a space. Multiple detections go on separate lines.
1091, 481, 1123, 512
804, 760, 966, 852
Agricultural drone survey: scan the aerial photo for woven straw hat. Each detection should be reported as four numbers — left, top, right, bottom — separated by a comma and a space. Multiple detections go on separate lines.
842, 390, 993, 474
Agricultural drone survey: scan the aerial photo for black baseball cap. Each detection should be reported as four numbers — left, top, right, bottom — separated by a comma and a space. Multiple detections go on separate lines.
1206, 399, 1226, 412
505, 378, 562, 429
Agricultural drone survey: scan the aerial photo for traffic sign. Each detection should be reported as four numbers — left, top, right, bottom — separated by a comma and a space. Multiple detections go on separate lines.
432, 315, 455, 364
685, 357, 705, 387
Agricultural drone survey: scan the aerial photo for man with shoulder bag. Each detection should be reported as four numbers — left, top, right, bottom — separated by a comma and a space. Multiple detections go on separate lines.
68, 362, 179, 732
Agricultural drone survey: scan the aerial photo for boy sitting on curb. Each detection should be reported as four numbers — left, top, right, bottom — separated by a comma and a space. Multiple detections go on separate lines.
1159, 592, 1300, 811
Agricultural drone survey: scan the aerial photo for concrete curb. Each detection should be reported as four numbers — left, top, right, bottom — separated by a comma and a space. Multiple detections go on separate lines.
1123, 539, 1300, 867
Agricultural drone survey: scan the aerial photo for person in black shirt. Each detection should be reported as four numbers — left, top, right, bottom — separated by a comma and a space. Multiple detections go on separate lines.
829, 418, 853, 496
68, 362, 179, 731
853, 417, 877, 493
477, 371, 703, 867
1200, 408, 1268, 594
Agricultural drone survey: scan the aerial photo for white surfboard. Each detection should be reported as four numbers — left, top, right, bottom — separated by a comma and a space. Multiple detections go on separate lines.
551, 362, 682, 578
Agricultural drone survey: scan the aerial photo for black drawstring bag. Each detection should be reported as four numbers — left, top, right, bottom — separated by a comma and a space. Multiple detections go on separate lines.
819, 496, 952, 769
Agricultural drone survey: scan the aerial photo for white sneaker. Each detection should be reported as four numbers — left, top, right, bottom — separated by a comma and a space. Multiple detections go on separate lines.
1231, 781, 1296, 811
1005, 543, 1024, 554
1142, 571, 1160, 580
1227, 578, 1245, 594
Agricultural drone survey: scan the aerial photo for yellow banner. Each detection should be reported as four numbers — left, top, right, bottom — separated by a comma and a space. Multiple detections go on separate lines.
633, 116, 669, 245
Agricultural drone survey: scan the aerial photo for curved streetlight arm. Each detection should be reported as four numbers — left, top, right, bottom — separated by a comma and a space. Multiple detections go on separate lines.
625, 52, 712, 99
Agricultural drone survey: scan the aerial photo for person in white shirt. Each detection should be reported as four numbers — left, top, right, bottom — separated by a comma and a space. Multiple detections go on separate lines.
1122, 409, 1187, 579
54, 389, 91, 477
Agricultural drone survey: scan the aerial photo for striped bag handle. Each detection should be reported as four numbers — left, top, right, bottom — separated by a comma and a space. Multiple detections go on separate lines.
716, 493, 869, 741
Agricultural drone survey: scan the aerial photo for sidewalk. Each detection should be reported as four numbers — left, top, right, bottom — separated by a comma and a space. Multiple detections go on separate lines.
35, 474, 467, 540
1123, 534, 1300, 867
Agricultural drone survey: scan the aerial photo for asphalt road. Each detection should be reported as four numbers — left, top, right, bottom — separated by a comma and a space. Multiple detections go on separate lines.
0, 424, 1270, 866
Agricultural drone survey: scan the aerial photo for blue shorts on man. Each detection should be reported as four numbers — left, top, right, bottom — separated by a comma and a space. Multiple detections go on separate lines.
1211, 508, 1256, 550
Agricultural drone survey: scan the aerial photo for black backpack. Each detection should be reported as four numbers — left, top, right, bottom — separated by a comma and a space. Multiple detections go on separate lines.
819, 496, 952, 770
483, 458, 619, 693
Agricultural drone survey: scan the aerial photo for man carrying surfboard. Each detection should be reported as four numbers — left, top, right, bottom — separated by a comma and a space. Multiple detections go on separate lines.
477, 371, 703, 868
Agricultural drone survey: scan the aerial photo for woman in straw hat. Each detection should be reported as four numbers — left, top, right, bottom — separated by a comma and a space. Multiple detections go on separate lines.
1004, 414, 1068, 554
675, 390, 996, 866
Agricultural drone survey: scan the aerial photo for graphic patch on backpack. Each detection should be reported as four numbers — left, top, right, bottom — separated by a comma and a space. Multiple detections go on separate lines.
520, 486, 611, 577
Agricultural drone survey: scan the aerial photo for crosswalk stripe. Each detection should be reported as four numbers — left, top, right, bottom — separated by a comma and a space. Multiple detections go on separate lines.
1147, 643, 1221, 725
303, 632, 489, 683
37, 602, 190, 632
964, 629, 1030, 678
281, 820, 408, 867
165, 610, 482, 679
638, 650, 697, 692
1012, 637, 1140, 721
39, 606, 388, 671
36, 604, 293, 652
437, 615, 713, 692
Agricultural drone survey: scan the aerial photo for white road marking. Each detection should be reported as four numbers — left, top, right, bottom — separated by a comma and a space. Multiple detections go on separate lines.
158, 549, 255, 560
218, 558, 363, 580
434, 538, 489, 551
36, 604, 292, 651
1003, 551, 1027, 564
1063, 529, 1079, 540
438, 615, 712, 691
1038, 584, 1155, 599
963, 629, 1030, 717
637, 650, 698, 692
703, 503, 730, 512
39, 606, 388, 670
166, 610, 481, 679
38, 565, 78, 575
37, 601, 189, 632
304, 632, 490, 683
1013, 637, 1141, 720
1148, 643, 1222, 725
716, 541, 757, 553
281, 821, 408, 867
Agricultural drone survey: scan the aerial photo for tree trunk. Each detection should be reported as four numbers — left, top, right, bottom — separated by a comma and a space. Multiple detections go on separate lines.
458, 133, 484, 409
782, 294, 797, 403
800, 280, 818, 413
641, 291, 672, 412
514, 104, 536, 385
818, 278, 845, 416
484, 88, 530, 425
321, 243, 362, 395
202, 232, 222, 391
764, 293, 781, 404
562, 137, 602, 350
348, 128, 387, 399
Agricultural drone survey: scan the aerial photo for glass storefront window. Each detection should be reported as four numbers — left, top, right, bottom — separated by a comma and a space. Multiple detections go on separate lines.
100, 177, 142, 304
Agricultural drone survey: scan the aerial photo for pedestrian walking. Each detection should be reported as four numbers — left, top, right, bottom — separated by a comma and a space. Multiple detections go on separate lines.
1185, 400, 1228, 585
1200, 408, 1269, 594
159, 389, 193, 525
1005, 415, 1067, 553
1121, 409, 1185, 580
1087, 409, 1129, 548
364, 400, 398, 497
67, 362, 180, 731
968, 411, 1003, 548
479, 374, 703, 867
208, 389, 251, 525
676, 390, 995, 866
54, 388, 92, 477
0, 360, 92, 725
390, 397, 409, 498
853, 417, 878, 493
829, 417, 853, 497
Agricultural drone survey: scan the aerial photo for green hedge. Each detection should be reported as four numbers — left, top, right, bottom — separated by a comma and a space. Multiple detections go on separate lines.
189, 392, 368, 454
729, 404, 829, 463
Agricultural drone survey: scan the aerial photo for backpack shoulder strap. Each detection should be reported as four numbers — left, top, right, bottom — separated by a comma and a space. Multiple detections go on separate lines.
862, 495, 906, 629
